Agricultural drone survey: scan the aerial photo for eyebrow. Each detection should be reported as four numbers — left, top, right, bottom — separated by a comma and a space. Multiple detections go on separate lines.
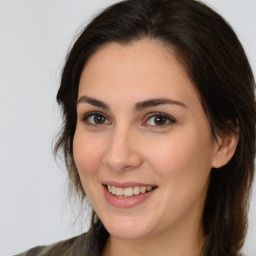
77, 96, 110, 110
77, 96, 187, 111
133, 98, 187, 111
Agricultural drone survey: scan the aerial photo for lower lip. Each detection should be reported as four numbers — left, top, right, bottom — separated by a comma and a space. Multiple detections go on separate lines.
103, 185, 157, 208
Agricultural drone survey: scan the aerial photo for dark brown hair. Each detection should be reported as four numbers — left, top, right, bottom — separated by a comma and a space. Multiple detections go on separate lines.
55, 0, 256, 255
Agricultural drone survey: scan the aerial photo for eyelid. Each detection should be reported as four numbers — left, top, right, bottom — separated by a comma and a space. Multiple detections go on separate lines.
142, 112, 176, 128
80, 111, 111, 125
79, 111, 176, 128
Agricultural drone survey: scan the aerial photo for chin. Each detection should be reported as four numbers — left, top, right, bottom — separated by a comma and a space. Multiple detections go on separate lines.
102, 215, 155, 240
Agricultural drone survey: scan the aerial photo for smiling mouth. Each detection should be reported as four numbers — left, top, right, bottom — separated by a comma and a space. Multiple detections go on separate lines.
103, 184, 158, 197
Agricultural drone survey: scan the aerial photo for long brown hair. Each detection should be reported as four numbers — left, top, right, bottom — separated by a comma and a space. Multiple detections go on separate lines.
55, 0, 256, 255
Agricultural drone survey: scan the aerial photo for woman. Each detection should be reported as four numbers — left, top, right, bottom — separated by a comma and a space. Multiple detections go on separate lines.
16, 0, 255, 255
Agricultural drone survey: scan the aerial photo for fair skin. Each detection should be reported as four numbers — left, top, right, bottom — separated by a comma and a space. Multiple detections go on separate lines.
73, 39, 238, 256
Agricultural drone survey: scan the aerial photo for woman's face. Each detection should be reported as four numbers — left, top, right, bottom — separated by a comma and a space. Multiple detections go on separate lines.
73, 40, 220, 240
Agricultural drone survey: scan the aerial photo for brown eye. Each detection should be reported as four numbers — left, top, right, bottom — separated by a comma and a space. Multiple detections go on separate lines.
154, 116, 167, 125
143, 113, 176, 128
81, 112, 111, 125
94, 115, 106, 124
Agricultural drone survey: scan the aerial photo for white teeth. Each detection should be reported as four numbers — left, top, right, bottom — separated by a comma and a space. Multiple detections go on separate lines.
133, 187, 141, 195
140, 186, 146, 193
115, 187, 123, 196
107, 185, 155, 197
124, 187, 133, 197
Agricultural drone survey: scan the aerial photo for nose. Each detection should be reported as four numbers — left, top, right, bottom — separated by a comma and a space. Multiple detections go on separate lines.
102, 126, 143, 172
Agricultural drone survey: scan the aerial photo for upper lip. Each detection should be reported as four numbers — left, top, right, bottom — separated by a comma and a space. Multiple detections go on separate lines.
102, 181, 158, 188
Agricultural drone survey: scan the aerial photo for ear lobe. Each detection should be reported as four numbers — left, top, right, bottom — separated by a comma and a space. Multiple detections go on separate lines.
211, 133, 239, 168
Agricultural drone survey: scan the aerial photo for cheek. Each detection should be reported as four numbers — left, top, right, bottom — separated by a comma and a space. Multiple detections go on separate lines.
144, 127, 213, 182
73, 131, 107, 206
73, 131, 104, 177
145, 129, 213, 217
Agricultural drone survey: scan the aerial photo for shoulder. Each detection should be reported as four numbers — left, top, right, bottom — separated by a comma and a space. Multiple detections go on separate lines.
14, 233, 89, 256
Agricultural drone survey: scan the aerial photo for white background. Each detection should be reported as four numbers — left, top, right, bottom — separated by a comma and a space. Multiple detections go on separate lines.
0, 0, 255, 255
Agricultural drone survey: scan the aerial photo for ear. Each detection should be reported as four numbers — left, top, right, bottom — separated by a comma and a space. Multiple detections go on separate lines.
211, 133, 239, 168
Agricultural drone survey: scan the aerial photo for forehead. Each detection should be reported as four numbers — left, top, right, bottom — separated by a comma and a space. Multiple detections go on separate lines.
78, 39, 199, 109
80, 39, 184, 85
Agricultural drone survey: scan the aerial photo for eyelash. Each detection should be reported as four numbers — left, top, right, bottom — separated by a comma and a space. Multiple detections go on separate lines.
143, 112, 176, 128
80, 111, 176, 129
80, 111, 111, 126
